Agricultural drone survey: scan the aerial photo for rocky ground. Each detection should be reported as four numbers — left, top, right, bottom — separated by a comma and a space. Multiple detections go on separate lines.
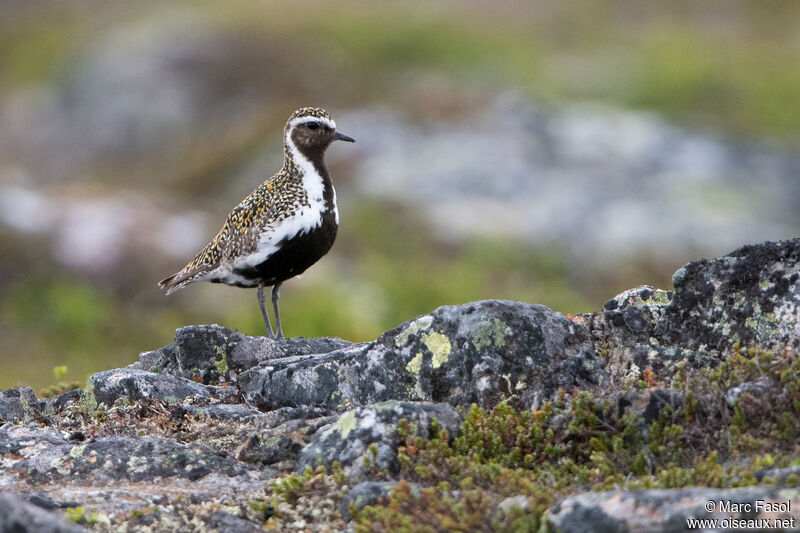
2, 238, 800, 532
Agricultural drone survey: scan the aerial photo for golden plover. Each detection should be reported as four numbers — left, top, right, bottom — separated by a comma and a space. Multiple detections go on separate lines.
159, 107, 355, 339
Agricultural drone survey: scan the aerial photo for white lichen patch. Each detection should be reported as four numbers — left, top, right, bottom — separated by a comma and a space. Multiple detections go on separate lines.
53, 456, 72, 476
422, 332, 451, 369
476, 375, 492, 392
774, 300, 800, 338
395, 315, 433, 347
69, 444, 87, 459
358, 409, 377, 432
127, 455, 150, 474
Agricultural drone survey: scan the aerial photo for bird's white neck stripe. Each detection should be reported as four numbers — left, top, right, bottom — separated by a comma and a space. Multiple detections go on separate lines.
286, 133, 339, 226
286, 133, 326, 207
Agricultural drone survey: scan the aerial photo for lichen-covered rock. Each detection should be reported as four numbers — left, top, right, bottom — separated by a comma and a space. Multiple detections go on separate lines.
297, 401, 461, 481
235, 415, 335, 465
4, 238, 800, 531
208, 511, 262, 533
87, 367, 211, 408
42, 389, 84, 416
0, 387, 40, 423
240, 300, 602, 411
576, 285, 677, 387
340, 481, 401, 520
137, 324, 355, 384
0, 492, 84, 533
659, 239, 800, 353
0, 424, 251, 483
177, 403, 267, 423
546, 487, 800, 533
579, 239, 800, 384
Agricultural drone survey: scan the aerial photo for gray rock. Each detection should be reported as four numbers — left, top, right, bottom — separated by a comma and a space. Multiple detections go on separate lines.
240, 300, 602, 411
754, 465, 800, 483
178, 404, 266, 423
340, 481, 397, 521
138, 324, 354, 384
0, 387, 40, 423
578, 287, 675, 388
0, 492, 84, 533
297, 401, 461, 482
603, 285, 673, 311
724, 379, 771, 408
87, 367, 210, 407
237, 343, 368, 411
2, 238, 800, 531
0, 424, 250, 483
43, 389, 84, 415
235, 416, 335, 465
208, 511, 261, 533
658, 239, 800, 354
546, 487, 800, 533
26, 493, 80, 511
498, 495, 530, 513
580, 238, 800, 384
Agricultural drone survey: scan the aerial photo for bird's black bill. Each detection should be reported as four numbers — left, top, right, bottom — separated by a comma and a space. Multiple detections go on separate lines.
333, 131, 356, 143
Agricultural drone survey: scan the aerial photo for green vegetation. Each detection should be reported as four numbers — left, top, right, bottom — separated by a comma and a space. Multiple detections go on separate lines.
260, 345, 800, 530
64, 506, 99, 524
0, 278, 173, 389
65, 507, 85, 523
240, 0, 800, 139
2, 0, 799, 388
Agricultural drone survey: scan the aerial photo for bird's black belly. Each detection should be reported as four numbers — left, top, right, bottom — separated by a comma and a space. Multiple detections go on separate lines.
233, 218, 338, 286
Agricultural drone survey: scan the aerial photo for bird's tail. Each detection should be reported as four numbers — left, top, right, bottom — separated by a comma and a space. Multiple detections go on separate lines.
158, 267, 207, 295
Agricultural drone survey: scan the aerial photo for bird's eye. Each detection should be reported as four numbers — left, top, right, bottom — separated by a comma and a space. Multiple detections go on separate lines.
306, 121, 320, 130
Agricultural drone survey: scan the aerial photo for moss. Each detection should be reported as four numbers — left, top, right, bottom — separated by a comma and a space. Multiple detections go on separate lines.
247, 499, 275, 520
79, 380, 97, 414
347, 345, 800, 530
65, 507, 85, 523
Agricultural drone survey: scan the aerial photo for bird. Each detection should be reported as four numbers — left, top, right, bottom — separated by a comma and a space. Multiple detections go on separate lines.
158, 107, 355, 339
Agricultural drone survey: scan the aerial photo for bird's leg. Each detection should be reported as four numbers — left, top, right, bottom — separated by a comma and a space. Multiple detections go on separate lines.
271, 282, 284, 340
257, 281, 275, 338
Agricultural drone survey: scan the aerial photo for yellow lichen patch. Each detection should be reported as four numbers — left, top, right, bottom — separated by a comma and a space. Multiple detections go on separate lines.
395, 316, 434, 347
406, 353, 423, 374
422, 332, 451, 369
69, 444, 87, 458
334, 410, 357, 440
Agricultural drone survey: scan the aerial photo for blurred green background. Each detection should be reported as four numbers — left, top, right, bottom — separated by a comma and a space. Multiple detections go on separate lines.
1, 0, 799, 392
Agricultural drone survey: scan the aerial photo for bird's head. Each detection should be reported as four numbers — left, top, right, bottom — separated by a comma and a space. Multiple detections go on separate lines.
284, 107, 355, 160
